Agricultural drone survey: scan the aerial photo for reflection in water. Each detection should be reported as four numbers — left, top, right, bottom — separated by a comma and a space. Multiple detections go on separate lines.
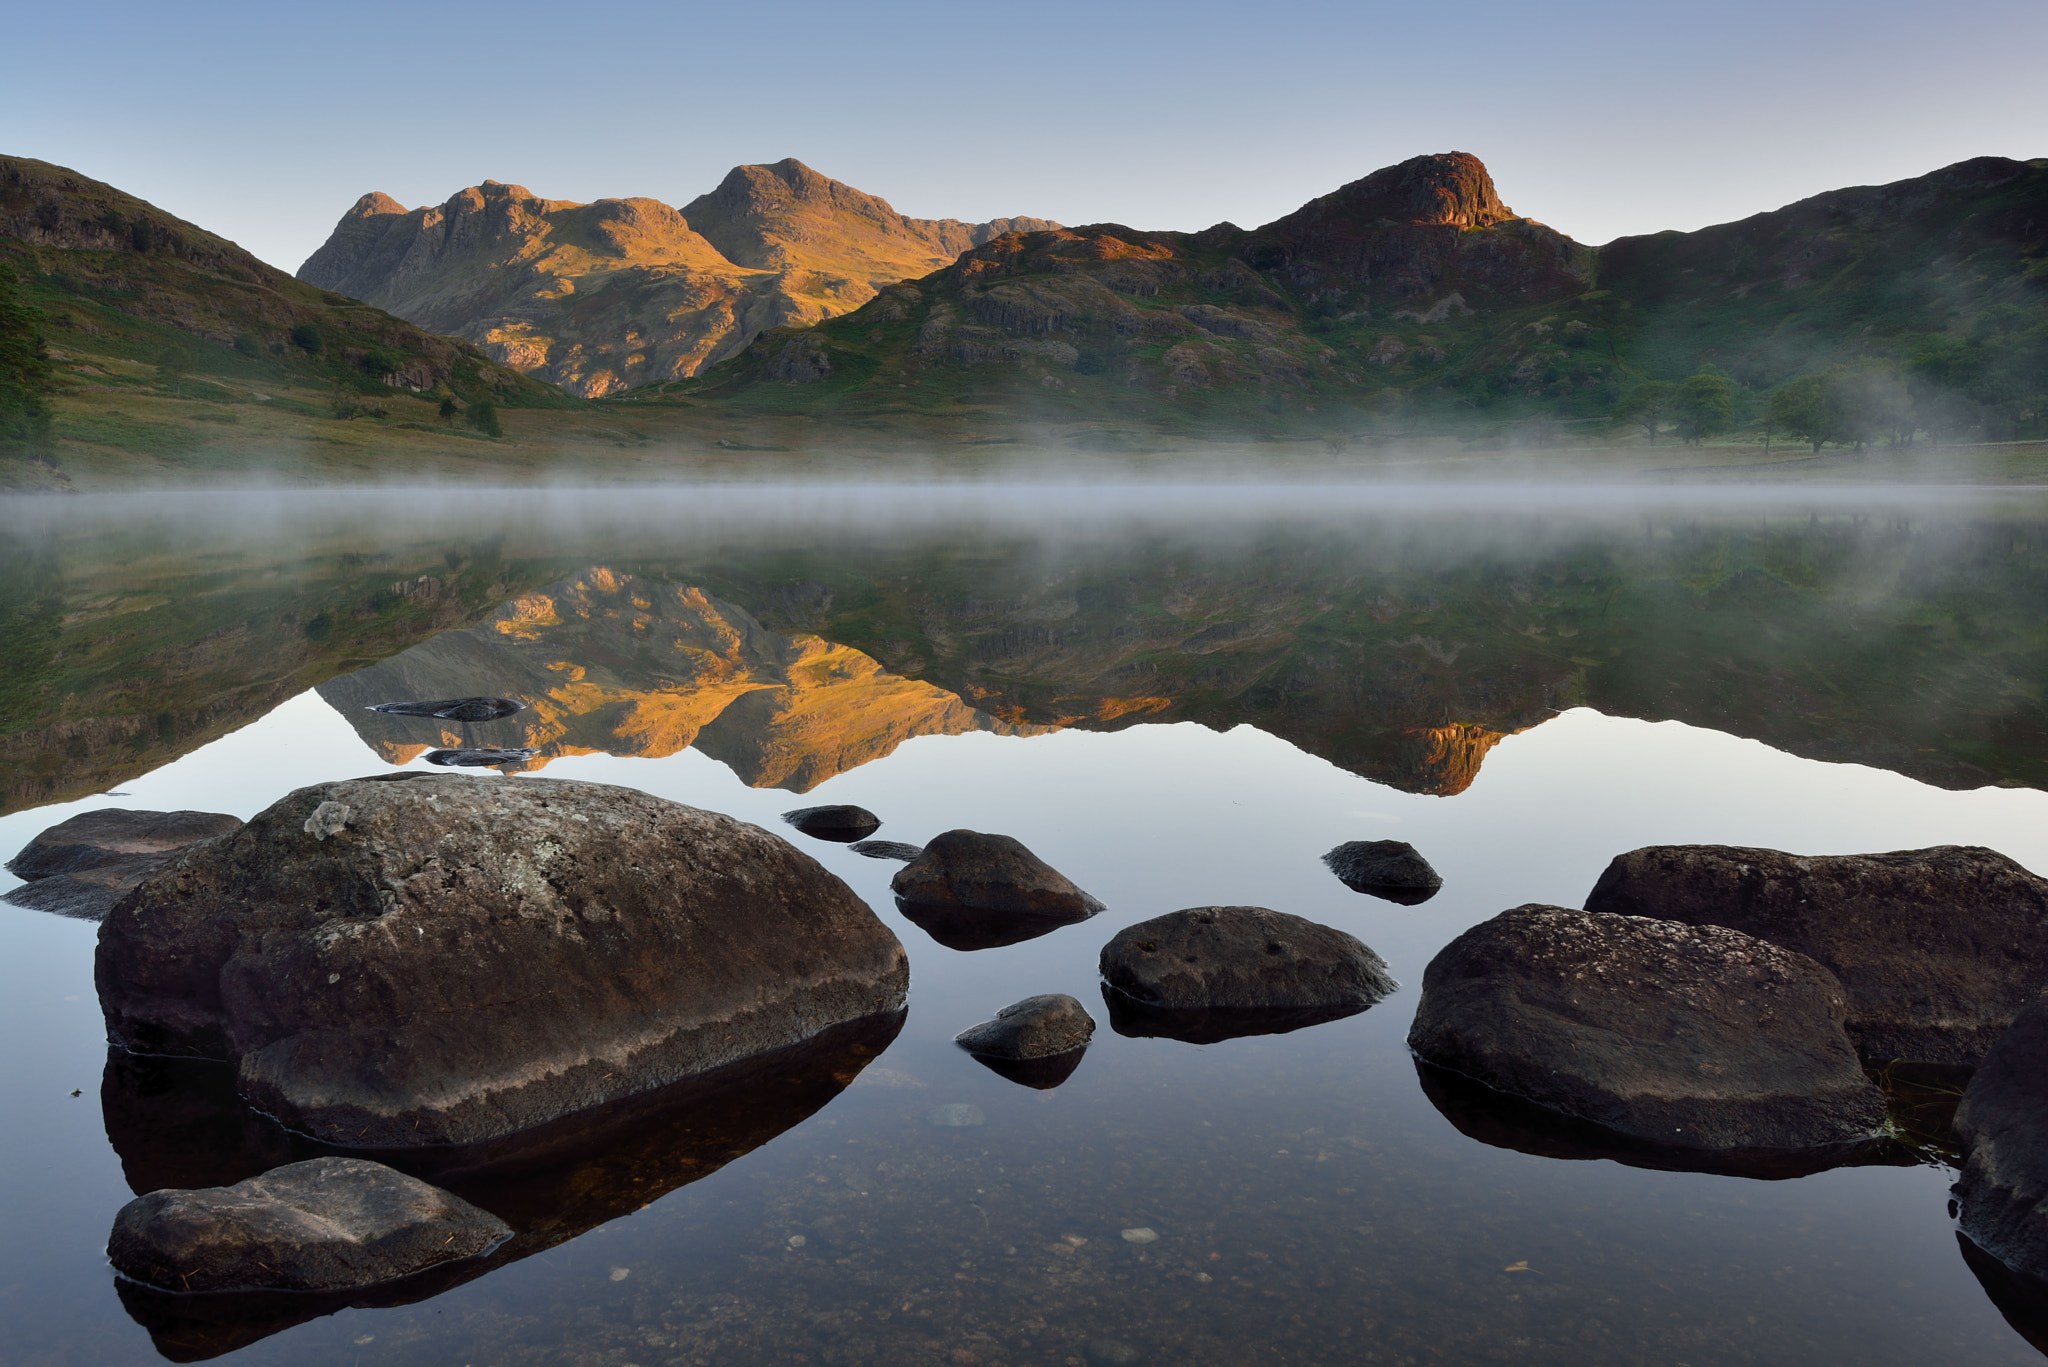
101, 1012, 904, 1360
316, 569, 1045, 792
1100, 984, 1371, 1045
895, 898, 1093, 952
963, 1046, 1089, 1090
1961, 1233, 2048, 1360
1414, 1059, 1921, 1182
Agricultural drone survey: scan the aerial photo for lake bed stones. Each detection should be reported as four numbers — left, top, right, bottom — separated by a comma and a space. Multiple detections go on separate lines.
1408, 904, 1888, 1151
782, 805, 883, 842
1099, 906, 1396, 1013
3, 807, 243, 921
1955, 994, 2048, 1283
1586, 844, 2048, 1066
107, 1157, 509, 1294
96, 774, 909, 1146
1323, 839, 1442, 905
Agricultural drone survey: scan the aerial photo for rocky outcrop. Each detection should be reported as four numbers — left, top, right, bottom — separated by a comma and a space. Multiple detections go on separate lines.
1954, 994, 2048, 1283
1323, 839, 1442, 904
1409, 904, 1889, 1151
108, 1158, 509, 1294
316, 568, 1046, 792
1101, 906, 1396, 1012
96, 774, 909, 1146
297, 163, 1055, 397
4, 807, 241, 921
1584, 844, 2048, 1065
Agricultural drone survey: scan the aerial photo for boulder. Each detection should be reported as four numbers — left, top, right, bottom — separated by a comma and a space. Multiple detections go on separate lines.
1099, 906, 1396, 1014
1585, 844, 2048, 1065
4, 808, 242, 922
96, 774, 909, 1146
367, 696, 526, 721
782, 804, 883, 842
850, 839, 923, 862
1955, 993, 2048, 1283
1323, 839, 1442, 904
954, 993, 1096, 1059
1408, 904, 1888, 1151
891, 830, 1103, 920
107, 1157, 510, 1293
422, 747, 538, 768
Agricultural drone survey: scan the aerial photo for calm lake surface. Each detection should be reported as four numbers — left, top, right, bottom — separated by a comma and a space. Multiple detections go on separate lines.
5, 484, 2048, 1366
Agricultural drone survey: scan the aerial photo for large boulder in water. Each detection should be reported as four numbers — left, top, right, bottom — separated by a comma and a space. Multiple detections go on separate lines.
1955, 994, 2048, 1283
891, 830, 1103, 919
1322, 839, 1442, 904
1408, 904, 1888, 1151
1585, 844, 2048, 1066
4, 808, 242, 921
1100, 906, 1396, 1012
96, 774, 909, 1146
108, 1157, 509, 1294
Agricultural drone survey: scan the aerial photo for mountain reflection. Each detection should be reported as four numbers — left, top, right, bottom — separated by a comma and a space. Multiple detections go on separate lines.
102, 1011, 903, 1360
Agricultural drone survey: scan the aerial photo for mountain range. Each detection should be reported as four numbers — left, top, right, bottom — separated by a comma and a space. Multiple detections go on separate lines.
297, 160, 1056, 397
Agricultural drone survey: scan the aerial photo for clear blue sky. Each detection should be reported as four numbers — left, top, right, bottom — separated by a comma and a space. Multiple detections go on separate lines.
9, 0, 2044, 274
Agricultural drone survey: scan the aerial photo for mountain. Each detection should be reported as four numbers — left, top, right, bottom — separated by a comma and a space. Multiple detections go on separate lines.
297, 160, 1056, 398
694, 152, 2048, 445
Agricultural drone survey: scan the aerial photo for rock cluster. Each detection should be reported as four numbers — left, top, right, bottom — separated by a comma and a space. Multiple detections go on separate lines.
4, 807, 241, 921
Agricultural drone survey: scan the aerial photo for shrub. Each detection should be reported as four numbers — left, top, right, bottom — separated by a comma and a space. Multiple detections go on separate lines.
290, 323, 323, 353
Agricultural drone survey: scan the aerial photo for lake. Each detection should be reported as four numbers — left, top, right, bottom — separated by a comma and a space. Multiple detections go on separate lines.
4, 483, 2048, 1366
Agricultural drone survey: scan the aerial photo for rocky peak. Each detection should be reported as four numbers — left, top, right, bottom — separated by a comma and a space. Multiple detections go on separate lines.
1278, 152, 1513, 232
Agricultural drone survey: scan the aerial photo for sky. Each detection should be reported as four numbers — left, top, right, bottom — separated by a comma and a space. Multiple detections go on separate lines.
7, 0, 2044, 275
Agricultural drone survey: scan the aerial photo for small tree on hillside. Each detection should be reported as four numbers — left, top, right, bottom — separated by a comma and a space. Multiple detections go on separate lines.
155, 344, 193, 397
438, 396, 458, 425
1672, 369, 1736, 445
1612, 379, 1675, 443
468, 398, 502, 438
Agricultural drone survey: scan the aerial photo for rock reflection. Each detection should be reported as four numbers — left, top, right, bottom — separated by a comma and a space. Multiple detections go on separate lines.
103, 1011, 904, 1359
965, 1046, 1089, 1090
1100, 984, 1368, 1045
1960, 1232, 2048, 1359
895, 899, 1091, 951
1414, 1059, 1919, 1181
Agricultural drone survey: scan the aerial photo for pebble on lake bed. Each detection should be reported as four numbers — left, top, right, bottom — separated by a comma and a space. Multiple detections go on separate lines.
926, 1103, 987, 1128
1120, 1227, 1159, 1244
787, 1234, 807, 1248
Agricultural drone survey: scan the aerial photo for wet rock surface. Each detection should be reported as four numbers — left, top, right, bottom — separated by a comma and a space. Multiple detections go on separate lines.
892, 829, 1104, 920
1322, 839, 1443, 903
1099, 906, 1396, 1013
4, 808, 242, 921
1955, 993, 2048, 1283
955, 993, 1097, 1060
1408, 904, 1889, 1150
782, 804, 883, 841
366, 696, 526, 721
96, 774, 909, 1146
850, 839, 923, 862
108, 1157, 511, 1294
1585, 844, 2048, 1066
422, 746, 539, 768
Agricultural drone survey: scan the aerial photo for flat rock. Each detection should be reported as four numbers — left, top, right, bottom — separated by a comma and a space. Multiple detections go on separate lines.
107, 1157, 510, 1294
891, 830, 1103, 921
1955, 993, 2048, 1282
782, 805, 882, 841
97, 774, 909, 1146
850, 839, 923, 862
422, 747, 538, 768
954, 993, 1096, 1059
1408, 903, 1889, 1151
1099, 906, 1395, 1012
1585, 844, 2048, 1065
1323, 839, 1442, 903
4, 808, 242, 922
367, 697, 525, 721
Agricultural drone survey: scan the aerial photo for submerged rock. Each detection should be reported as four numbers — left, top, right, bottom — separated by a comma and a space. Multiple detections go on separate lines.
1099, 906, 1396, 1013
1322, 839, 1442, 904
422, 747, 539, 768
954, 993, 1096, 1059
1408, 904, 1888, 1151
367, 697, 526, 722
782, 804, 883, 841
107, 1157, 510, 1294
849, 839, 924, 862
1585, 843, 2048, 1065
96, 774, 909, 1146
926, 1102, 987, 1128
892, 830, 1103, 920
4, 808, 242, 922
1955, 993, 2048, 1283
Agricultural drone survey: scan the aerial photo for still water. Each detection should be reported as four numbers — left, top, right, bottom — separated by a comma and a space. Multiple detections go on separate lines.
4, 486, 2048, 1365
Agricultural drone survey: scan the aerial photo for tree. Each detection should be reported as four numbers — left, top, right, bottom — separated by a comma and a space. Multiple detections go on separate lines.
290, 323, 323, 354
438, 396, 458, 425
155, 344, 192, 396
0, 266, 56, 455
1767, 376, 1830, 453
1671, 369, 1735, 445
1612, 379, 1674, 443
468, 398, 502, 438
